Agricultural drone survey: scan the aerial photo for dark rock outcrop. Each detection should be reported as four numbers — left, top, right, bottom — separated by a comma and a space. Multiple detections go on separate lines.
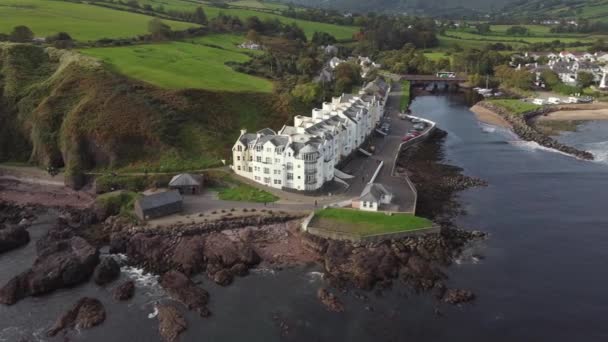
47, 297, 106, 336
93, 257, 121, 285
443, 288, 475, 304
0, 223, 99, 305
317, 288, 344, 313
159, 270, 210, 317
157, 303, 187, 342
0, 226, 30, 254
113, 280, 135, 301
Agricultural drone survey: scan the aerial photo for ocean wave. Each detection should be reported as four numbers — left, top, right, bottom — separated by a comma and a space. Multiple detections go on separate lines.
508, 140, 579, 159
584, 141, 608, 164
250, 267, 276, 276
148, 306, 159, 319
306, 271, 324, 283
121, 266, 165, 301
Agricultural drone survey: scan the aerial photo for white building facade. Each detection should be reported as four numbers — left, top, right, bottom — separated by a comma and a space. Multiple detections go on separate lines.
231, 79, 390, 192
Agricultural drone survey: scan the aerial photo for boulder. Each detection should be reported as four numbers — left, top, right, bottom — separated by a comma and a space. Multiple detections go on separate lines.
47, 297, 106, 336
93, 257, 121, 285
443, 288, 475, 304
203, 233, 260, 267
159, 270, 209, 316
170, 236, 206, 275
0, 226, 30, 254
157, 303, 187, 342
113, 280, 135, 301
211, 269, 233, 286
0, 235, 99, 305
317, 288, 344, 313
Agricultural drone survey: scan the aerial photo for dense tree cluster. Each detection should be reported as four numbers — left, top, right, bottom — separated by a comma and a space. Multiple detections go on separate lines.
494, 65, 534, 90
452, 47, 509, 75
280, 7, 358, 26
379, 44, 448, 75
550, 20, 608, 34
355, 16, 438, 53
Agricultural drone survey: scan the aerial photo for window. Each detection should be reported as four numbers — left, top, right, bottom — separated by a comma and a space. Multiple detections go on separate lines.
265, 157, 271, 163
237, 156, 241, 161
297, 176, 301, 179
237, 145, 242, 152
264, 177, 270, 183
288, 152, 291, 157
286, 162, 293, 170
266, 148, 272, 152
237, 166, 241, 171
275, 158, 281, 163
264, 168, 270, 174
254, 176, 260, 181
273, 179, 282, 185
274, 170, 281, 175
362, 202, 367, 207
248, 167, 252, 172
256, 156, 262, 162
248, 156, 253, 161
287, 173, 293, 180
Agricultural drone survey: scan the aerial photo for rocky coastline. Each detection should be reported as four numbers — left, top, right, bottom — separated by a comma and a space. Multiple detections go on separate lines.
0, 128, 489, 339
476, 101, 594, 160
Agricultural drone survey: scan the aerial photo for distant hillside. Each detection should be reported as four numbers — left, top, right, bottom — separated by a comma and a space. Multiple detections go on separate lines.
0, 44, 292, 175
500, 0, 608, 22
276, 0, 511, 16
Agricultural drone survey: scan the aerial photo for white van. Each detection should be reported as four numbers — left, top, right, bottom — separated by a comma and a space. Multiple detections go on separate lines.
532, 98, 545, 105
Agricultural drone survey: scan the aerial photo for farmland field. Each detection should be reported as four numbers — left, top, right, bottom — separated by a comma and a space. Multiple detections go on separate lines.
82, 40, 274, 92
444, 30, 597, 44
0, 0, 198, 41
189, 33, 261, 53
131, 0, 356, 39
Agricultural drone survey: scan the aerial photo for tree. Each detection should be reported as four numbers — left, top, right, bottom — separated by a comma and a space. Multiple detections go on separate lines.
46, 32, 73, 49
577, 71, 595, 88
494, 65, 534, 90
506, 26, 529, 36
291, 83, 321, 104
148, 18, 171, 40
246, 29, 260, 43
311, 31, 337, 46
540, 70, 560, 89
476, 23, 491, 35
193, 6, 207, 25
9, 25, 34, 42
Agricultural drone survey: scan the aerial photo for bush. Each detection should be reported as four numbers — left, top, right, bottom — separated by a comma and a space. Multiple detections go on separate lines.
94, 174, 172, 193
96, 191, 139, 217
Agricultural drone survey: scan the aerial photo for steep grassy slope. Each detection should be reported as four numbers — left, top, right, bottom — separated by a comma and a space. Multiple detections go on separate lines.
0, 0, 199, 41
82, 41, 273, 92
0, 43, 292, 175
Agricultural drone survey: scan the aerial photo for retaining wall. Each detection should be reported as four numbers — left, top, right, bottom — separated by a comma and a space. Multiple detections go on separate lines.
306, 225, 441, 242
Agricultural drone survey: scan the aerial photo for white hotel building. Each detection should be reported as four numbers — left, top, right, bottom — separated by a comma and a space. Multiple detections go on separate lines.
231, 78, 390, 191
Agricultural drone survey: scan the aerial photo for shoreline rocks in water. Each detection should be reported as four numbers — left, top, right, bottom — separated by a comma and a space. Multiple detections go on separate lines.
0, 220, 99, 305
475, 101, 594, 160
160, 270, 211, 317
0, 226, 30, 254
47, 297, 106, 337
317, 288, 345, 312
113, 280, 135, 301
157, 303, 188, 342
93, 257, 121, 285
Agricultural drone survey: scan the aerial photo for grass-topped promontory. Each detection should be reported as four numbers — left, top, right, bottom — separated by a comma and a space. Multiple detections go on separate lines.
488, 99, 541, 115
312, 208, 434, 236
82, 41, 273, 92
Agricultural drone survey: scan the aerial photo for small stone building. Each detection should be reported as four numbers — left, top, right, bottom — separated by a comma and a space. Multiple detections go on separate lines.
168, 173, 203, 195
134, 190, 183, 220
353, 183, 393, 212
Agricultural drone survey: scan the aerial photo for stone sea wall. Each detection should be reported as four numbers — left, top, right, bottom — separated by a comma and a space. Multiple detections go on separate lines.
477, 102, 594, 160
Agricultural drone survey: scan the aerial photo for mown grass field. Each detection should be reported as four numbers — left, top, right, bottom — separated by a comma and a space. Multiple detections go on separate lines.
312, 208, 434, 236
189, 33, 259, 53
444, 30, 597, 44
0, 0, 198, 41
81, 40, 274, 92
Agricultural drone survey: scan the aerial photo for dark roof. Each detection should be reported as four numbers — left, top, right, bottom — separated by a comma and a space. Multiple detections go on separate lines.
239, 133, 257, 145
137, 190, 182, 211
257, 128, 276, 136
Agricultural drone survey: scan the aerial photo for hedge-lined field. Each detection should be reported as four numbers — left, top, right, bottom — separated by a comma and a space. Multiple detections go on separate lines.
0, 0, 198, 41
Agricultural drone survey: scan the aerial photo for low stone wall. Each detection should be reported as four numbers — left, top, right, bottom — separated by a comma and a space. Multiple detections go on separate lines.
306, 225, 440, 242
478, 102, 593, 160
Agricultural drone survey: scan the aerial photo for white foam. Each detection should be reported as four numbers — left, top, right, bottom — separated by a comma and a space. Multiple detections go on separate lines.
508, 140, 579, 159
250, 267, 276, 276
148, 306, 159, 319
306, 271, 324, 283
585, 141, 608, 164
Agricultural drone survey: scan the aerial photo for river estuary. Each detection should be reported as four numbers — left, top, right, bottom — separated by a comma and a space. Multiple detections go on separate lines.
1, 94, 608, 341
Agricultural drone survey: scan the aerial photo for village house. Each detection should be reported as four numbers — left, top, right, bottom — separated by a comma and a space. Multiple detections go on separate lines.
168, 173, 203, 195
231, 78, 390, 192
352, 183, 394, 212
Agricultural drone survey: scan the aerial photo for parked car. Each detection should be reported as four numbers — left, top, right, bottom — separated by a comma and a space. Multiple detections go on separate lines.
413, 123, 426, 131
381, 122, 390, 133
411, 118, 422, 124
402, 135, 414, 142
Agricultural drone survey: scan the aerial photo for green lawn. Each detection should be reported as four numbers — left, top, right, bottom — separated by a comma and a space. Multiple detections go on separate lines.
96, 190, 140, 217
81, 41, 274, 92
312, 208, 434, 236
189, 33, 258, 53
0, 0, 198, 41
488, 99, 541, 115
216, 184, 278, 203
445, 30, 596, 44
400, 80, 411, 112
424, 52, 451, 61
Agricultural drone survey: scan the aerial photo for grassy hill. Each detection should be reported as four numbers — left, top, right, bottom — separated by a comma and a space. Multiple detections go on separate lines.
500, 0, 608, 22
82, 37, 273, 92
0, 43, 292, 174
0, 0, 199, 41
